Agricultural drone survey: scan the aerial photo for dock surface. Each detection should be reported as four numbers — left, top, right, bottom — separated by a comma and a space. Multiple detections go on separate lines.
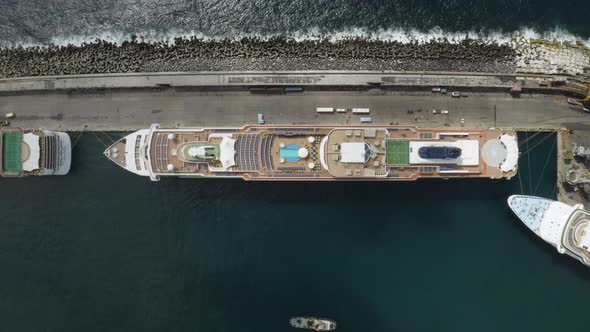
0, 90, 586, 131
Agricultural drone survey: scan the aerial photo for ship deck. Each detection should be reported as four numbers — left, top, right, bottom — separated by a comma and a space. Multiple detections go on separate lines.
562, 209, 590, 266
143, 125, 515, 181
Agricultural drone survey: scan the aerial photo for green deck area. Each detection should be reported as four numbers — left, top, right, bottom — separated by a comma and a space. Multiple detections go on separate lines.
179, 143, 220, 162
2, 132, 22, 173
386, 140, 409, 165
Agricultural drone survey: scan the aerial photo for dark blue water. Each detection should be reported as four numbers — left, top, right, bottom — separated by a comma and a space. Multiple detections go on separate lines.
1, 0, 589, 45
1, 131, 587, 332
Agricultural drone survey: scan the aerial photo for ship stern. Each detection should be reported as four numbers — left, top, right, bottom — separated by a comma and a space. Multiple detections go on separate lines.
52, 132, 72, 175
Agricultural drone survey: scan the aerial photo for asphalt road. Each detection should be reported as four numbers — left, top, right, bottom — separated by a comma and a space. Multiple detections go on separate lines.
0, 89, 586, 131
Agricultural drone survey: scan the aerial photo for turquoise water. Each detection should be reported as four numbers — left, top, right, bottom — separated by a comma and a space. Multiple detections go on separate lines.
280, 144, 300, 162
0, 131, 587, 331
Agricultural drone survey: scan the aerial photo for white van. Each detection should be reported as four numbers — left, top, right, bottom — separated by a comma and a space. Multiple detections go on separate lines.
352, 108, 370, 114
316, 107, 335, 113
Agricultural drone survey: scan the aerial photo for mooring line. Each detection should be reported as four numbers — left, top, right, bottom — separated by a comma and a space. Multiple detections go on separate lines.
91, 131, 107, 148
518, 130, 541, 147
519, 131, 556, 159
533, 134, 557, 195
517, 161, 524, 194
71, 133, 83, 148
100, 130, 116, 143
526, 132, 533, 194
71, 125, 89, 149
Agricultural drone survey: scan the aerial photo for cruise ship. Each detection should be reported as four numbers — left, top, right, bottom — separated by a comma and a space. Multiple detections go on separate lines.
104, 124, 518, 181
1, 128, 71, 177
508, 195, 590, 266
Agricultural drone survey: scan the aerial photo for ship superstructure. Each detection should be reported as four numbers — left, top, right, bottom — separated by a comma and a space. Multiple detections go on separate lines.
104, 124, 518, 181
508, 195, 590, 266
0, 128, 71, 177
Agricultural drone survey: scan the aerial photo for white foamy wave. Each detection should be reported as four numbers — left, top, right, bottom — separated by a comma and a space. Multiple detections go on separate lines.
3, 26, 589, 48
293, 26, 590, 46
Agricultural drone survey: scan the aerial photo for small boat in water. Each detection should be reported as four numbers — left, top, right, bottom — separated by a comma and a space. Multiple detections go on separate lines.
290, 317, 336, 331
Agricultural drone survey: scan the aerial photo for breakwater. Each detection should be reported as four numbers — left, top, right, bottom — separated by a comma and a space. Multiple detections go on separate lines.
0, 37, 517, 78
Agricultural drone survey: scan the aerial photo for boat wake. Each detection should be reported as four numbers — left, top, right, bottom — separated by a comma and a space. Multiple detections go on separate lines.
2, 26, 589, 48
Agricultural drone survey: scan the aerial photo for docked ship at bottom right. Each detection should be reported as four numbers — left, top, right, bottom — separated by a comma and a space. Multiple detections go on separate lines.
508, 195, 590, 266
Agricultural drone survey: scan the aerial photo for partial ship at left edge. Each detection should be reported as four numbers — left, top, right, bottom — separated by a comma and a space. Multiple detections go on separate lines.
0, 128, 71, 177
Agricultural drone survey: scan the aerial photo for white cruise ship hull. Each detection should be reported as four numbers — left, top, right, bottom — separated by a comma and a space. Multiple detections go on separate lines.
104, 124, 519, 182
45, 131, 72, 175
508, 195, 590, 265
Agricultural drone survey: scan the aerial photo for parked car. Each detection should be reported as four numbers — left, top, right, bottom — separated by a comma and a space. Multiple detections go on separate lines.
451, 91, 461, 97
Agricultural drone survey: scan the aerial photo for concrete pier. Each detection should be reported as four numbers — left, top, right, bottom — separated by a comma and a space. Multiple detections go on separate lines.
0, 71, 587, 132
0, 89, 586, 131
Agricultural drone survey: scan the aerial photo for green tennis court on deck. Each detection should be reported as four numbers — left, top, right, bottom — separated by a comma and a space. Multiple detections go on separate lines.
386, 140, 409, 165
2, 132, 22, 173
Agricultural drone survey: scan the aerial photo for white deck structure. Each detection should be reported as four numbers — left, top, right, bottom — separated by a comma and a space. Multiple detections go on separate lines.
508, 195, 590, 266
218, 136, 236, 170
22, 133, 40, 172
500, 134, 518, 172
340, 142, 366, 163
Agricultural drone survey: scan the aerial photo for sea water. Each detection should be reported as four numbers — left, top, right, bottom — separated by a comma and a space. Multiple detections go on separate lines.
0, 131, 587, 332
1, 0, 590, 46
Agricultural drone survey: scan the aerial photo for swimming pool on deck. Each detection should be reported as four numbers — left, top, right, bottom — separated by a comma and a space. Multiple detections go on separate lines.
279, 144, 300, 162
279, 143, 311, 163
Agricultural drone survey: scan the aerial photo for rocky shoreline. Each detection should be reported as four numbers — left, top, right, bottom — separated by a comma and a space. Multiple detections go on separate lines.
0, 37, 517, 78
